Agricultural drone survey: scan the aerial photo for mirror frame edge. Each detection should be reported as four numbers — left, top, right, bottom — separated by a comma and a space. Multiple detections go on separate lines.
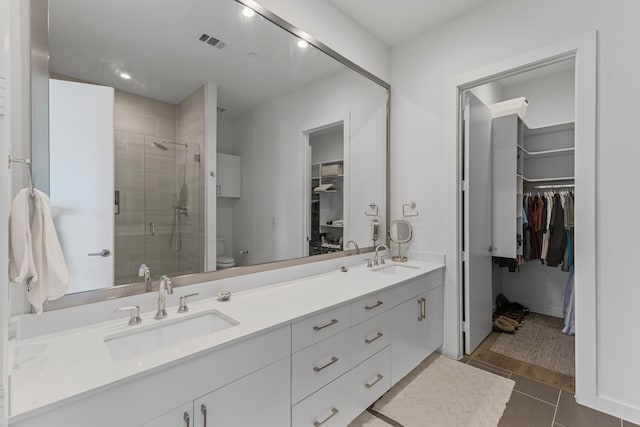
32, 0, 391, 312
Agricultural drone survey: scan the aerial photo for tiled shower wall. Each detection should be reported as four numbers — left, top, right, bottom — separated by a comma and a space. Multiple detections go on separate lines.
114, 87, 205, 284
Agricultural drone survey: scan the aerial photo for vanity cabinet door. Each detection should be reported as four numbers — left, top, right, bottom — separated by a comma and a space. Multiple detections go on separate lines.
138, 402, 193, 427
193, 357, 290, 427
390, 286, 442, 386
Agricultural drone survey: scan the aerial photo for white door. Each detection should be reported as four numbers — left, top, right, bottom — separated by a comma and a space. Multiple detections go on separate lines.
49, 79, 114, 293
463, 92, 494, 354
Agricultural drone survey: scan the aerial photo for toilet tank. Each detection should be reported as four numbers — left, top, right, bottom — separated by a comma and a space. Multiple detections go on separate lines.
216, 238, 225, 254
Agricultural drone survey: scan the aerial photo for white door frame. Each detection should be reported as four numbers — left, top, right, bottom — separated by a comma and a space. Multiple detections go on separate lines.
300, 112, 351, 256
444, 32, 596, 405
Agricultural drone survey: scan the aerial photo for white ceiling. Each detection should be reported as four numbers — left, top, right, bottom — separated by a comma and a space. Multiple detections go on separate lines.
49, 0, 344, 115
328, 0, 492, 46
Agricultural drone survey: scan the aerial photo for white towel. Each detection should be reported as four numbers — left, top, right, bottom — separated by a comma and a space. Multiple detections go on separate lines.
9, 188, 69, 313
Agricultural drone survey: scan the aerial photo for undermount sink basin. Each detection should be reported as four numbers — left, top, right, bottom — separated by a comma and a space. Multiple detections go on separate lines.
372, 264, 420, 275
104, 310, 238, 362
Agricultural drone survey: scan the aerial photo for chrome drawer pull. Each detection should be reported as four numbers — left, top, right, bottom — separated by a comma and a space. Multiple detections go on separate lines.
201, 404, 207, 427
313, 407, 339, 427
365, 331, 384, 344
313, 356, 339, 372
420, 297, 426, 320
313, 318, 338, 331
183, 412, 190, 427
417, 298, 423, 321
365, 300, 383, 310
365, 374, 384, 389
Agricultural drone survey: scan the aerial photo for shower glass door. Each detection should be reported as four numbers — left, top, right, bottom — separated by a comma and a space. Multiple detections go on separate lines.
113, 133, 202, 285
143, 136, 202, 280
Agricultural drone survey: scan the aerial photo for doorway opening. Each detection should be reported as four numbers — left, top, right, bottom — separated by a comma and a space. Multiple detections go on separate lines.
301, 114, 350, 257
460, 58, 577, 391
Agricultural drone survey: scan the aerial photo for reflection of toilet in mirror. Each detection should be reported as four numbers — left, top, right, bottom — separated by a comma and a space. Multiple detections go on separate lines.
216, 238, 236, 269
390, 220, 412, 262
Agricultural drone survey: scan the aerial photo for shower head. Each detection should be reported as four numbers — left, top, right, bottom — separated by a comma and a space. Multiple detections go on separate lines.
153, 140, 188, 151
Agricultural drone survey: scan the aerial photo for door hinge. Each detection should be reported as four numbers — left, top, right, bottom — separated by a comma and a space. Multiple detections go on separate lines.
461, 251, 469, 262
462, 320, 469, 334
461, 180, 468, 191
463, 105, 470, 121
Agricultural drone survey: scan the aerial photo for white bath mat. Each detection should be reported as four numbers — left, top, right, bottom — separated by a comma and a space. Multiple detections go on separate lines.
373, 356, 514, 427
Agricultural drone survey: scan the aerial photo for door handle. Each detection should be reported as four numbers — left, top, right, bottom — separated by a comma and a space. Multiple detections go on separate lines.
149, 222, 155, 236
420, 298, 426, 320
183, 412, 190, 427
88, 249, 110, 257
201, 404, 207, 427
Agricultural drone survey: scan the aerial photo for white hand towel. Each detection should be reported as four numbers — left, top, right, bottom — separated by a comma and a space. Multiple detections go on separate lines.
30, 189, 69, 311
9, 188, 69, 313
9, 189, 38, 284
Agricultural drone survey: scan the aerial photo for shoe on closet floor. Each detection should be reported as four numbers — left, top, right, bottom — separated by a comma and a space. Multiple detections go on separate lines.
493, 317, 515, 334
498, 315, 521, 328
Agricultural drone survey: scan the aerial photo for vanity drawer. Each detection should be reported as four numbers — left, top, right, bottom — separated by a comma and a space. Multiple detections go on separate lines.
292, 372, 354, 427
292, 304, 350, 352
350, 310, 391, 367
350, 290, 389, 326
386, 269, 443, 308
348, 346, 391, 415
292, 328, 352, 404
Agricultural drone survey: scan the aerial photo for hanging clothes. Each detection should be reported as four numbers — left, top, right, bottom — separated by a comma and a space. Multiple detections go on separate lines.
546, 193, 567, 267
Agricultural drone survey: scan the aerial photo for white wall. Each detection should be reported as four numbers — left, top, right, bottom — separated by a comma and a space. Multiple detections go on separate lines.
216, 113, 235, 259
255, 0, 390, 83
233, 69, 386, 265
391, 0, 640, 419
503, 69, 575, 128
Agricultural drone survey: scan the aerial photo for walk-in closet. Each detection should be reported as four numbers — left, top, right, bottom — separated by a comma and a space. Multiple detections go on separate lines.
463, 58, 577, 390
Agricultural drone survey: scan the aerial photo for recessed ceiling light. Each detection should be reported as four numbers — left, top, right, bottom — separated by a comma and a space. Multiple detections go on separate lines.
297, 40, 308, 48
242, 7, 255, 17
120, 72, 131, 80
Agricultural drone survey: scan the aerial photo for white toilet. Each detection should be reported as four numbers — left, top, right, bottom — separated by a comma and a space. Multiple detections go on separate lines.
216, 238, 236, 269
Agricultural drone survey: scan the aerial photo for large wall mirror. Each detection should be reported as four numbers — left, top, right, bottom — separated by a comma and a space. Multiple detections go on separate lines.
33, 0, 389, 308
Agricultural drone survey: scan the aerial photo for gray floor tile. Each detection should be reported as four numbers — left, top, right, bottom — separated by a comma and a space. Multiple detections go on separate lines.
468, 360, 511, 378
498, 390, 555, 427
511, 373, 560, 405
624, 420, 640, 427
554, 391, 621, 427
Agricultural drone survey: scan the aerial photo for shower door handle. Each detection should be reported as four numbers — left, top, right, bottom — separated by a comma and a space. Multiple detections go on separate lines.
149, 222, 155, 236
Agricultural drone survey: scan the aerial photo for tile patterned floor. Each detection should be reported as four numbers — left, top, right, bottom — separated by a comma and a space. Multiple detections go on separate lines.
349, 351, 640, 427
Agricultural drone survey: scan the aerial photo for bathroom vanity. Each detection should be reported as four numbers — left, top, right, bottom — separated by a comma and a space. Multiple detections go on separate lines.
9, 261, 443, 427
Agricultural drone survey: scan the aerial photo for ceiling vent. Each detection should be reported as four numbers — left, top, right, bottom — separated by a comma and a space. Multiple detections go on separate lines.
198, 33, 227, 49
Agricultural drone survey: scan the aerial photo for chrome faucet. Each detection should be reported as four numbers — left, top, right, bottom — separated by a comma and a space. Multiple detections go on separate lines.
138, 263, 151, 292
373, 244, 389, 266
344, 240, 359, 254
155, 275, 174, 319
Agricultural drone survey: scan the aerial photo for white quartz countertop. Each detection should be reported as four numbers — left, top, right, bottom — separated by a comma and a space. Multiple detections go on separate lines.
9, 260, 444, 421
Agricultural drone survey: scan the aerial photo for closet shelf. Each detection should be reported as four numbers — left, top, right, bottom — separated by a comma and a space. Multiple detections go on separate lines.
523, 120, 574, 137
522, 176, 575, 183
320, 224, 343, 228
522, 147, 575, 159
